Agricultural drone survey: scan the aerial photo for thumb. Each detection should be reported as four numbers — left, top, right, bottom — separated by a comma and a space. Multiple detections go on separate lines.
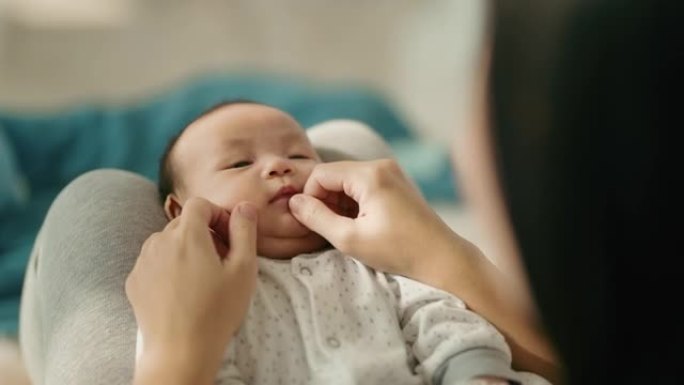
289, 194, 355, 244
225, 202, 258, 269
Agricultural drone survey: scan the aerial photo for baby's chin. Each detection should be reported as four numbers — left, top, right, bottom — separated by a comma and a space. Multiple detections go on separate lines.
260, 209, 312, 237
256, 232, 329, 259
254, 206, 329, 259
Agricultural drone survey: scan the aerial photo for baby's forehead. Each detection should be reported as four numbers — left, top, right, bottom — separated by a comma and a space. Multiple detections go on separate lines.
188, 123, 310, 148
176, 109, 311, 159
184, 105, 284, 135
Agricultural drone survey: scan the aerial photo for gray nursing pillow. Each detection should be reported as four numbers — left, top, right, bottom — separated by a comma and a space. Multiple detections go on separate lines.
306, 119, 395, 162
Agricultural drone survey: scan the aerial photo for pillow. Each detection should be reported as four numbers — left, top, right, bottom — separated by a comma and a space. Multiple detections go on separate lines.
0, 128, 27, 212
307, 119, 394, 162
307, 119, 457, 201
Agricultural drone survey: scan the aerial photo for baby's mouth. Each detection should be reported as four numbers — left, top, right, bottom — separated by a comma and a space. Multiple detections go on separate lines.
269, 185, 300, 204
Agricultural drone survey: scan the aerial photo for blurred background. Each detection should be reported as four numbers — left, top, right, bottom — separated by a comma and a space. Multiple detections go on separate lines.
0, 2, 491, 380
0, 0, 492, 348
0, 0, 484, 143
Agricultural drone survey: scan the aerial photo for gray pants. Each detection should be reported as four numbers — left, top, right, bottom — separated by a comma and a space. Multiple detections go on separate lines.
19, 170, 167, 385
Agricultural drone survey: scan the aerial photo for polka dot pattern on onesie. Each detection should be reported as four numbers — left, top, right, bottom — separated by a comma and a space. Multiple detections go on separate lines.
210, 249, 537, 385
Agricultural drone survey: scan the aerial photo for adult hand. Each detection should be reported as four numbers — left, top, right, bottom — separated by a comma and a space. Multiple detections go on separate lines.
288, 159, 472, 282
289, 160, 561, 383
126, 198, 258, 385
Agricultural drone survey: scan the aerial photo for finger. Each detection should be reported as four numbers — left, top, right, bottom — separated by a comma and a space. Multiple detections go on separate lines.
138, 232, 160, 258
124, 271, 138, 302
163, 216, 181, 231
327, 192, 360, 218
225, 202, 258, 268
180, 197, 230, 245
208, 209, 231, 246
211, 229, 230, 259
179, 197, 212, 229
180, 197, 212, 226
302, 161, 362, 202
340, 194, 360, 217
288, 194, 355, 245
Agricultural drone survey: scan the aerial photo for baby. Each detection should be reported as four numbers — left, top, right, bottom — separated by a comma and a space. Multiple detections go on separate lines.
141, 100, 548, 385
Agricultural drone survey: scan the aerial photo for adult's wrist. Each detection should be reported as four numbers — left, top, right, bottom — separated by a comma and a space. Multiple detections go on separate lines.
409, 227, 486, 296
411, 229, 563, 382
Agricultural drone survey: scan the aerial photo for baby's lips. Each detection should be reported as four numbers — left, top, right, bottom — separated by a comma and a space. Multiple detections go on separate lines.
269, 185, 301, 203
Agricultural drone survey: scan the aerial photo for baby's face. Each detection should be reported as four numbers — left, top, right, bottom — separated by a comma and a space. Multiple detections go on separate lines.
168, 103, 327, 258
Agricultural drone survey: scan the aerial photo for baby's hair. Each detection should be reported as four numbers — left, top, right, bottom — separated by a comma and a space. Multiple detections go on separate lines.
157, 99, 261, 204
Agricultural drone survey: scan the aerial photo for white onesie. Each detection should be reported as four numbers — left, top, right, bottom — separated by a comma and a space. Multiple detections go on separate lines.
136, 249, 549, 385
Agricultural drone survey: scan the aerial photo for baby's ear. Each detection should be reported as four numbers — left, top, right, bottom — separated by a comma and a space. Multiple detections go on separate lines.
163, 194, 183, 220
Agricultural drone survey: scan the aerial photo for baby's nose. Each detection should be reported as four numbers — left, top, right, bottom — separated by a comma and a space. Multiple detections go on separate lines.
265, 159, 293, 177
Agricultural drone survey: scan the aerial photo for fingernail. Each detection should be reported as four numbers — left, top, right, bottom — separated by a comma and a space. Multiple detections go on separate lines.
238, 203, 257, 220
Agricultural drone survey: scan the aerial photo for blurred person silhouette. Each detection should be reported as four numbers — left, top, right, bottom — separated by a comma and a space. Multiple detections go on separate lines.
459, 0, 677, 384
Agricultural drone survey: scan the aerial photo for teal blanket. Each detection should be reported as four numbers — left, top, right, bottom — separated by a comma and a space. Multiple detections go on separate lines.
0, 74, 456, 335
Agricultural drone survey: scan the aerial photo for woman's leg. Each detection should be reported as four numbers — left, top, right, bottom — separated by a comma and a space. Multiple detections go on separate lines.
19, 169, 167, 385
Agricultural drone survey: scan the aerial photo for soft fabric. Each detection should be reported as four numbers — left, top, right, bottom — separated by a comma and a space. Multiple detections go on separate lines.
306, 119, 395, 162
1, 74, 457, 335
157, 249, 524, 385
19, 170, 167, 385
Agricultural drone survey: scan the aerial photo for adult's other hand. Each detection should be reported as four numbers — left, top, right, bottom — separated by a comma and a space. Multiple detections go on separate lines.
288, 160, 560, 382
126, 198, 258, 385
288, 159, 471, 283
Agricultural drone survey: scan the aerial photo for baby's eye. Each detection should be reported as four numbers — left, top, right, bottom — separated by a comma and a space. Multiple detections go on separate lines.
229, 160, 252, 169
289, 155, 310, 160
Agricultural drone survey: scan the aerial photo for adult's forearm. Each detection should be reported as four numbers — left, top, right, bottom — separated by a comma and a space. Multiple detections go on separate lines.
410, 234, 563, 384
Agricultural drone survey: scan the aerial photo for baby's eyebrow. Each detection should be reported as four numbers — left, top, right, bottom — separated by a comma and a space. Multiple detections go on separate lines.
211, 139, 251, 168
220, 138, 251, 148
280, 132, 308, 143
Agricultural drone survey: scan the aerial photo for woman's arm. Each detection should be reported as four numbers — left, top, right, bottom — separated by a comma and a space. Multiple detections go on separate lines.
289, 160, 561, 382
417, 234, 561, 383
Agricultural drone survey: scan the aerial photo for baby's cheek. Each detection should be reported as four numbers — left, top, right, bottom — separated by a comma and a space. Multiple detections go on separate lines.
300, 163, 318, 183
199, 193, 237, 213
212, 185, 267, 211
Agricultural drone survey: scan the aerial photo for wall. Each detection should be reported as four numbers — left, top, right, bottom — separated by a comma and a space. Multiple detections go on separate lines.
0, 0, 486, 143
